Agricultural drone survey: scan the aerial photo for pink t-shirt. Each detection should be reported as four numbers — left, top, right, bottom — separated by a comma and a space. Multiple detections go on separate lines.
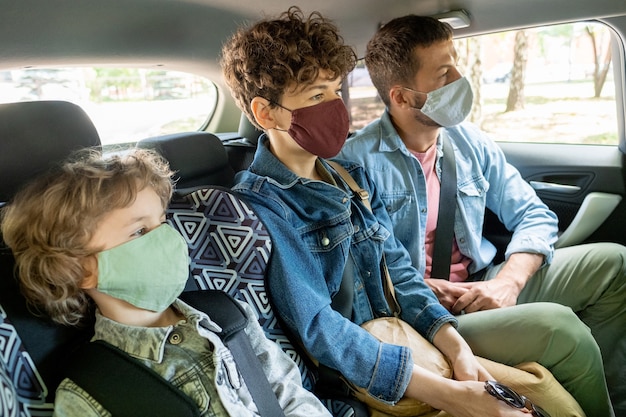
411, 145, 471, 282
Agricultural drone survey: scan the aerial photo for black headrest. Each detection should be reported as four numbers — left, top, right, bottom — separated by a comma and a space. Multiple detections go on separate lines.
0, 100, 100, 403
237, 113, 263, 146
137, 131, 235, 192
0, 101, 101, 203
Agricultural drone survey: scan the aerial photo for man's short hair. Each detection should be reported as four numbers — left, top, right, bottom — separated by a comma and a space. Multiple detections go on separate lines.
365, 15, 453, 107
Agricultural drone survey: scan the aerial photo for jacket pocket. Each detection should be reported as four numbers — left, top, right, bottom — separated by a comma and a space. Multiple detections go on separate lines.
379, 191, 412, 246
302, 220, 352, 253
172, 366, 212, 413
380, 191, 413, 218
458, 177, 489, 234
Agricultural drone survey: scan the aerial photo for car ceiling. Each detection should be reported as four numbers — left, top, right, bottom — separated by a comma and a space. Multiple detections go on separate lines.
2, 0, 625, 84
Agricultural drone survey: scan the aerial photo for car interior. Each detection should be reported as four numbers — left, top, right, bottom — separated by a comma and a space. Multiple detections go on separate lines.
1, 0, 626, 416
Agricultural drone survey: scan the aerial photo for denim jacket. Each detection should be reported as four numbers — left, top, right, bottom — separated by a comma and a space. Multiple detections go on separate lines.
53, 299, 329, 417
233, 136, 455, 404
339, 111, 558, 276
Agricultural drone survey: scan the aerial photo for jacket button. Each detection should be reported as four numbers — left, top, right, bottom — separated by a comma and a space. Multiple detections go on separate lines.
169, 332, 183, 345
321, 237, 330, 246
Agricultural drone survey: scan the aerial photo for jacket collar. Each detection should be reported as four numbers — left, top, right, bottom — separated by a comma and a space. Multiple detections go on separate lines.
376, 110, 445, 157
92, 299, 221, 362
376, 111, 406, 154
249, 134, 339, 188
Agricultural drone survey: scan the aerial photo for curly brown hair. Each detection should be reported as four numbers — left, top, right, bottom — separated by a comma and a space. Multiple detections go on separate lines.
220, 6, 357, 129
0, 148, 174, 326
365, 15, 453, 107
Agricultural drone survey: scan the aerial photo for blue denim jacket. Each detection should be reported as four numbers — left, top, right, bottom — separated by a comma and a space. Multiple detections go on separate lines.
339, 110, 558, 276
233, 136, 455, 404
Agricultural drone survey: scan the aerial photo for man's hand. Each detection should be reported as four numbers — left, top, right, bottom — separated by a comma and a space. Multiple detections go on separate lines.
450, 252, 544, 314
451, 279, 521, 314
425, 278, 469, 310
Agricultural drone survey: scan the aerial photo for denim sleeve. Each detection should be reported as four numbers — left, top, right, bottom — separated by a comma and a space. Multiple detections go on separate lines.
235, 186, 414, 403
473, 127, 558, 264
239, 301, 332, 416
358, 166, 458, 340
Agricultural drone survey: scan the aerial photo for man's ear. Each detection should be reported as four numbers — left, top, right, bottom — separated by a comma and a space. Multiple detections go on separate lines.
80, 255, 98, 289
389, 86, 410, 108
250, 97, 277, 130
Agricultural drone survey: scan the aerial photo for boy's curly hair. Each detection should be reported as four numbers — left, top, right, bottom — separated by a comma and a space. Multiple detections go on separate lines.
0, 148, 174, 326
220, 6, 357, 129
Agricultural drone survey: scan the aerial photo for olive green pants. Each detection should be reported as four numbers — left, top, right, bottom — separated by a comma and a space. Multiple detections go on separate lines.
456, 242, 626, 417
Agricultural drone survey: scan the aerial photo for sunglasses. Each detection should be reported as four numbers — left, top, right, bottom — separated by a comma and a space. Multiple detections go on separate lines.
484, 380, 550, 417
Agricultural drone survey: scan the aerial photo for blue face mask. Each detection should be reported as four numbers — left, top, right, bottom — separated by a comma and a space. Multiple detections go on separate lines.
405, 76, 474, 127
96, 224, 190, 312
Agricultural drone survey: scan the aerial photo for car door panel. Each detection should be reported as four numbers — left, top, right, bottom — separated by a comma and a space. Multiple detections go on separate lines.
484, 142, 626, 259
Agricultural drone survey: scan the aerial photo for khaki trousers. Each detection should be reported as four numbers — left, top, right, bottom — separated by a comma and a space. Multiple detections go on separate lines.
461, 242, 626, 416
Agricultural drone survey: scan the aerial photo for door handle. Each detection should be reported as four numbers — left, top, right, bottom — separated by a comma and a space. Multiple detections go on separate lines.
530, 181, 581, 194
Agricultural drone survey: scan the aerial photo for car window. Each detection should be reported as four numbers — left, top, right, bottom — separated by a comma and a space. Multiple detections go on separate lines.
346, 21, 618, 145
0, 67, 218, 149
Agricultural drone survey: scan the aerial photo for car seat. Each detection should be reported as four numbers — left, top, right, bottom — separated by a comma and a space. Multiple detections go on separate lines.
0, 99, 362, 415
138, 133, 365, 417
221, 113, 263, 174
0, 100, 101, 416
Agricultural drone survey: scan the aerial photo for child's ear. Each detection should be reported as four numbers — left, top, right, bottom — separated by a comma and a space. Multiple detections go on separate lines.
250, 97, 276, 130
80, 255, 98, 289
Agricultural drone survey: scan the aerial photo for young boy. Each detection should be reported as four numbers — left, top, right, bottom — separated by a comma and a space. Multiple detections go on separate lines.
0, 148, 330, 417
221, 6, 600, 417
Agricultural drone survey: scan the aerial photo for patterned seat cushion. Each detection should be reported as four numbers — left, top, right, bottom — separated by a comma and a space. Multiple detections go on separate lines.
167, 187, 357, 417
0, 305, 52, 416
0, 185, 357, 417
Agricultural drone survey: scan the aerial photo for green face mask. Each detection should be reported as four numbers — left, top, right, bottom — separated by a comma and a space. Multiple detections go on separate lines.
96, 224, 190, 312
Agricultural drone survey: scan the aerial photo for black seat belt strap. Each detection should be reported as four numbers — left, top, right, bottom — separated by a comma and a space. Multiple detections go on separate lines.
327, 160, 401, 313
331, 251, 355, 320
67, 340, 200, 417
180, 290, 287, 417
430, 134, 457, 280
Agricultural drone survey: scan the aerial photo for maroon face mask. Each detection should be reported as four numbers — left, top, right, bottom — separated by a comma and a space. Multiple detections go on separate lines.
275, 99, 350, 159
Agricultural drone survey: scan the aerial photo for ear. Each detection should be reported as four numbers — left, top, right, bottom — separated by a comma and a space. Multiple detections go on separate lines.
250, 97, 277, 130
389, 86, 410, 108
80, 255, 98, 289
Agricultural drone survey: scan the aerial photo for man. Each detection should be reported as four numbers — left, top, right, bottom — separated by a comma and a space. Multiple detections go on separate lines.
339, 14, 626, 414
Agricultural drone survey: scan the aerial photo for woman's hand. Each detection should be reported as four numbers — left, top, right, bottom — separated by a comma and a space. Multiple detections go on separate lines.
405, 369, 529, 417
404, 323, 531, 415
431, 323, 492, 381
439, 379, 531, 417
447, 344, 491, 382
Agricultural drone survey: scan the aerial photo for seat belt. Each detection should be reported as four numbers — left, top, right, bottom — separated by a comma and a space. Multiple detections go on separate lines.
331, 250, 355, 319
430, 134, 457, 280
327, 160, 401, 313
66, 290, 285, 417
67, 340, 200, 417
180, 291, 286, 417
